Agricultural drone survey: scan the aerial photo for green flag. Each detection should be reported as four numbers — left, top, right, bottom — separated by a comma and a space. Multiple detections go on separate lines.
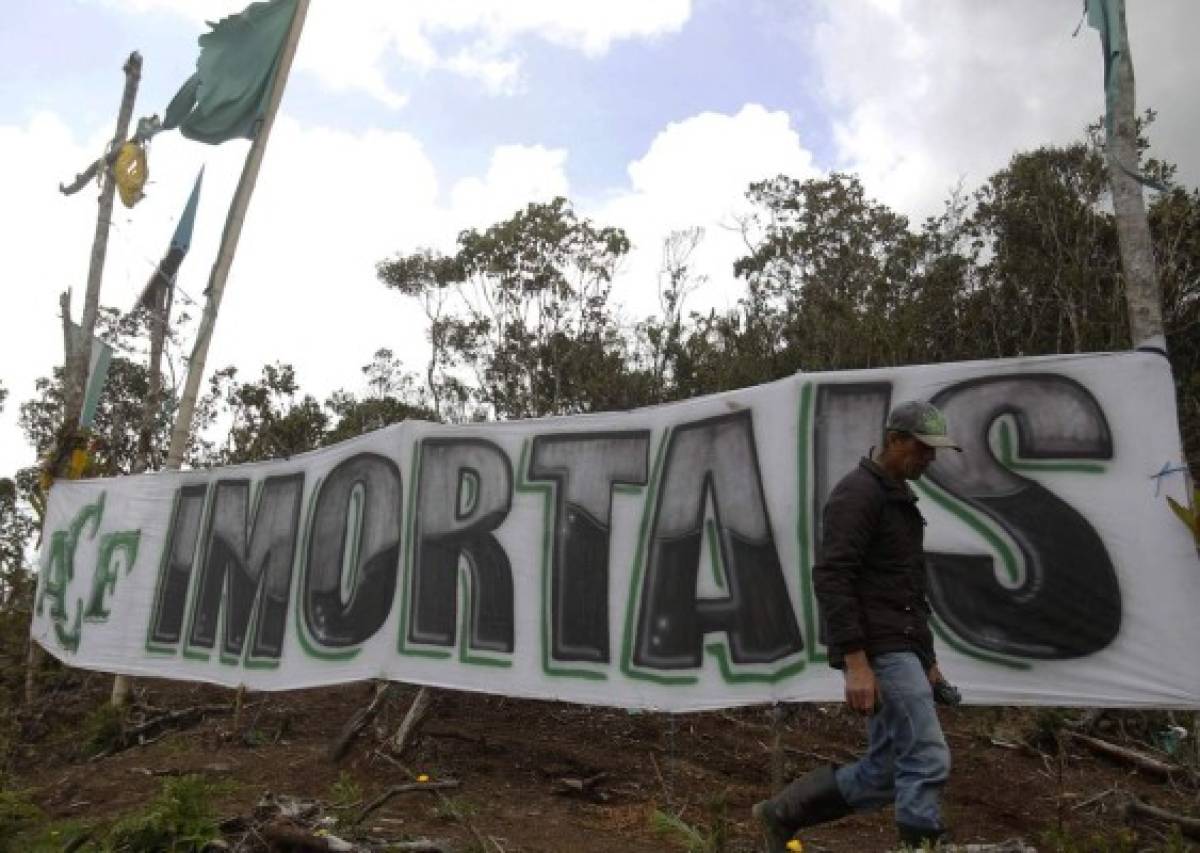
163, 0, 299, 144
67, 324, 114, 430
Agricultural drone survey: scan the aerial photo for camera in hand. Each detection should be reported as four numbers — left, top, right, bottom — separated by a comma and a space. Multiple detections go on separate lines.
932, 678, 962, 706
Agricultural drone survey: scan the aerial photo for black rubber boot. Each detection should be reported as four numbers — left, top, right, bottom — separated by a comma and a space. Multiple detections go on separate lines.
752, 766, 851, 852
897, 821, 947, 849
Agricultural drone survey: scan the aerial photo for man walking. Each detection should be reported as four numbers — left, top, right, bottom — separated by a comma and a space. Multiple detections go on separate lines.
754, 400, 961, 849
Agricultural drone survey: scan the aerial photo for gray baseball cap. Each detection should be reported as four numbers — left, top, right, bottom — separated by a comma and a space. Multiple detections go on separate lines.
886, 400, 962, 451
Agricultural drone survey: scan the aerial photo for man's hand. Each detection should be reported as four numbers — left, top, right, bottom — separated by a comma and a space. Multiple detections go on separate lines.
926, 663, 943, 686
844, 651, 877, 714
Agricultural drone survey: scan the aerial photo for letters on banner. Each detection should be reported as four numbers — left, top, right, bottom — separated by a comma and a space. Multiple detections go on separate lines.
31, 352, 1200, 710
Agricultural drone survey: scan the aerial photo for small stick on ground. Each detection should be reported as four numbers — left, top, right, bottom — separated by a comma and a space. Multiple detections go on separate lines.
328, 680, 391, 763
649, 751, 671, 807
769, 703, 786, 789
232, 683, 246, 734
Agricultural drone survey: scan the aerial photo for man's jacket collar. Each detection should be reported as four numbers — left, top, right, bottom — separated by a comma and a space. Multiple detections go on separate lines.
858, 456, 919, 502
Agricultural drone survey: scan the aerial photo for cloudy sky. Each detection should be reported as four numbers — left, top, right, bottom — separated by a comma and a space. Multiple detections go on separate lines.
1, 0, 1197, 477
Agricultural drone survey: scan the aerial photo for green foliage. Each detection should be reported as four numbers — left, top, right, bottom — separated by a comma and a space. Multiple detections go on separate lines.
18, 307, 177, 477
1041, 824, 1139, 853
1026, 708, 1071, 753
323, 348, 436, 445
1166, 488, 1200, 544
432, 794, 478, 823
649, 807, 725, 853
6, 818, 94, 853
0, 474, 35, 657
103, 774, 222, 852
81, 702, 125, 758
329, 771, 362, 828
0, 787, 44, 849
196, 363, 328, 466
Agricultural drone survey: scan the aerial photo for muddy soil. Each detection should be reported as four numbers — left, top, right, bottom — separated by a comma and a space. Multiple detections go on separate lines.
10, 670, 1198, 851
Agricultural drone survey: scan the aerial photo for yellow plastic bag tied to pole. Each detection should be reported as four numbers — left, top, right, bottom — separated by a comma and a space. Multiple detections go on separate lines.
113, 141, 147, 207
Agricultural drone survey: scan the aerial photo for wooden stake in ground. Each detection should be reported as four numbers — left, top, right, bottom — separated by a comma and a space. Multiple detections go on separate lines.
390, 686, 433, 757
112, 169, 202, 708
328, 681, 391, 762
26, 52, 143, 707
163, 0, 310, 470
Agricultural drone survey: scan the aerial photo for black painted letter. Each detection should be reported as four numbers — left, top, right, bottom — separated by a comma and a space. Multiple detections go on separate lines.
188, 475, 304, 660
926, 375, 1120, 658
148, 484, 208, 648
634, 412, 803, 669
410, 439, 514, 653
304, 454, 403, 648
530, 432, 650, 663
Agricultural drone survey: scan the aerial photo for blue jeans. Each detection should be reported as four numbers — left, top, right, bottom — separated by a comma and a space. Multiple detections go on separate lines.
834, 651, 950, 832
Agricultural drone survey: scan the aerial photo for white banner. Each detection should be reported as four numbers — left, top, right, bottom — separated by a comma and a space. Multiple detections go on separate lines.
31, 352, 1200, 710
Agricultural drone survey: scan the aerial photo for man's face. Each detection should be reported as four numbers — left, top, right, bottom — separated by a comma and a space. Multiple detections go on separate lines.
895, 434, 937, 480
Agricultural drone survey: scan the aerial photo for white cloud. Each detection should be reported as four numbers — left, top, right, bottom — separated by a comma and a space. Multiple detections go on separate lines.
93, 0, 693, 106
0, 109, 576, 475
450, 144, 570, 228
805, 0, 1200, 220
442, 49, 522, 96
596, 104, 819, 318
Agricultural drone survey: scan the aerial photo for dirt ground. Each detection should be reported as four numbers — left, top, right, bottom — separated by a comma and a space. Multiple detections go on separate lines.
9, 668, 1200, 852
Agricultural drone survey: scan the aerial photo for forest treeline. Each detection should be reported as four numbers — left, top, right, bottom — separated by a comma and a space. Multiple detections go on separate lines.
1, 120, 1197, 620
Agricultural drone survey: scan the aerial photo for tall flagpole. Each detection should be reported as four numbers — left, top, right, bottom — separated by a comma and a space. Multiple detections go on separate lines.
164, 0, 310, 470
1105, 1, 1164, 354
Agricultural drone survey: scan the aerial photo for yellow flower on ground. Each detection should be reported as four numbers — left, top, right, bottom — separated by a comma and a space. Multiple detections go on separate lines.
417, 773, 430, 783
786, 841, 804, 853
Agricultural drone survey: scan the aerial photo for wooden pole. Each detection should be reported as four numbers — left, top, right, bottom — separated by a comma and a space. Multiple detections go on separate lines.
164, 0, 310, 470
27, 52, 142, 707
1103, 0, 1166, 353
135, 282, 174, 475
63, 52, 143, 433
110, 277, 174, 707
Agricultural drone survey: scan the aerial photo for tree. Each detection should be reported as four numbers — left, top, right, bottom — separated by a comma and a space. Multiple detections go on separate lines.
633, 228, 707, 404
19, 306, 176, 479
958, 139, 1123, 358
0, 384, 35, 609
196, 363, 328, 466
322, 348, 436, 445
1148, 184, 1200, 463
731, 173, 920, 376
378, 197, 640, 419
0, 475, 35, 608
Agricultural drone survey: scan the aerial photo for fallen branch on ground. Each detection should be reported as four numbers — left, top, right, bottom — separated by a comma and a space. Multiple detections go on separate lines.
260, 819, 355, 851
1066, 731, 1182, 779
90, 703, 238, 760
554, 771, 609, 801
889, 842, 1035, 853
1123, 794, 1200, 840
353, 779, 461, 825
